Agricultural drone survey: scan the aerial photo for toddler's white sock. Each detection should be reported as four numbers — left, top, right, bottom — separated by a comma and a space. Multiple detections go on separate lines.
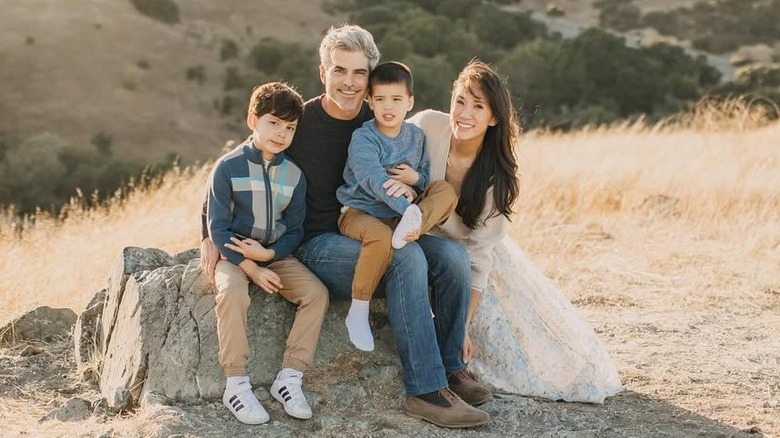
345, 299, 374, 351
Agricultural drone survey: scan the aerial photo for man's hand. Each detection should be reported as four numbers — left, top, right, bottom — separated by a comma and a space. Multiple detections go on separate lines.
224, 237, 275, 262
200, 237, 220, 284
382, 179, 416, 202
388, 163, 419, 186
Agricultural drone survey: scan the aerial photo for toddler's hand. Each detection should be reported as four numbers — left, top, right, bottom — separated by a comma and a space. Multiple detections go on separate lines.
388, 163, 419, 186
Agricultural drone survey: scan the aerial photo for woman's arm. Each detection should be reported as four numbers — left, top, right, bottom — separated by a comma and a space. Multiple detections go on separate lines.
462, 288, 481, 363
464, 190, 510, 293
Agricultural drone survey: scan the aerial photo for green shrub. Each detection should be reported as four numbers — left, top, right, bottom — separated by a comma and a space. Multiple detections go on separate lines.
223, 66, 244, 91
91, 131, 113, 156
638, 0, 780, 54
130, 0, 181, 25
249, 38, 286, 73
186, 65, 207, 84
220, 39, 240, 61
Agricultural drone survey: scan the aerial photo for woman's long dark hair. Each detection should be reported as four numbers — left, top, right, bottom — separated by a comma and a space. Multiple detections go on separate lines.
454, 60, 520, 229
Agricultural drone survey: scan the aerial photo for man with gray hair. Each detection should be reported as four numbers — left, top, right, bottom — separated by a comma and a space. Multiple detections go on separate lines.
201, 24, 490, 428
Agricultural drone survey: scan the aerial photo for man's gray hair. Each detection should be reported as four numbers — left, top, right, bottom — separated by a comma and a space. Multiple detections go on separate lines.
319, 24, 381, 70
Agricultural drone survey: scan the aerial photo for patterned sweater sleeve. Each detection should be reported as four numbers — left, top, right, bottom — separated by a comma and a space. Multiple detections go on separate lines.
465, 189, 509, 293
207, 161, 245, 266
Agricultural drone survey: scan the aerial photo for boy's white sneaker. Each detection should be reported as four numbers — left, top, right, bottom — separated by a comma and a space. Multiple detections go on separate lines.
270, 368, 313, 419
392, 204, 422, 249
223, 376, 269, 425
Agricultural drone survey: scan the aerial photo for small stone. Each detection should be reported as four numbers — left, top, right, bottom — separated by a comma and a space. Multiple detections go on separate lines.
255, 387, 271, 402
19, 345, 44, 357
113, 386, 133, 411
39, 397, 91, 423
81, 367, 99, 385
330, 382, 367, 407
320, 415, 344, 428
92, 397, 109, 417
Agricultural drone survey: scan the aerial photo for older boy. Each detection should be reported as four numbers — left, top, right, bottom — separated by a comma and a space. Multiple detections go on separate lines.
207, 82, 328, 424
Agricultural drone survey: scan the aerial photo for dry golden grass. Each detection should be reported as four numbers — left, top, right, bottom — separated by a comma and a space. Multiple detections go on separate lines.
0, 166, 210, 326
0, 104, 779, 435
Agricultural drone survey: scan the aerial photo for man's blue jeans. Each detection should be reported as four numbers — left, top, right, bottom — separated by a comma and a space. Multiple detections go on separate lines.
294, 232, 470, 396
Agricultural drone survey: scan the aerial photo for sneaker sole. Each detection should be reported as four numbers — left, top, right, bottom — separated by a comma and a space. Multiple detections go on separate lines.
404, 409, 489, 428
222, 399, 269, 425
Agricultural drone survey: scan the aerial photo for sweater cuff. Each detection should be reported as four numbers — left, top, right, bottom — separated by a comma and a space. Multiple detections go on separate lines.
471, 268, 490, 294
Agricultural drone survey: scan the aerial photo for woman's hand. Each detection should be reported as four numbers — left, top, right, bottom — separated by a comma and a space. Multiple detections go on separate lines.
382, 179, 416, 201
388, 163, 420, 186
225, 237, 275, 262
462, 331, 474, 364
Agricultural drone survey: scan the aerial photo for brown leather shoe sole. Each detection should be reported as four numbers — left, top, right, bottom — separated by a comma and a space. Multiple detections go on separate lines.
461, 390, 492, 406
404, 395, 490, 428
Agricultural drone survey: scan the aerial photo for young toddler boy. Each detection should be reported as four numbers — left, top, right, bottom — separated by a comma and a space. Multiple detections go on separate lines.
336, 61, 457, 351
207, 82, 329, 424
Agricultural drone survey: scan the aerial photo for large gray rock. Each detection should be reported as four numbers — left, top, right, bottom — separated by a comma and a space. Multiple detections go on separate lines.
86, 247, 398, 408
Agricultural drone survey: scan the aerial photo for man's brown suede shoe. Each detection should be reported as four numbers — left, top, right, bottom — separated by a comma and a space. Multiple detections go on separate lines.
404, 387, 490, 428
446, 369, 493, 406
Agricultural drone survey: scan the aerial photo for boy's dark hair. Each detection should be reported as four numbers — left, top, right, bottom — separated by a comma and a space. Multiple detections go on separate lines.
247, 81, 303, 121
368, 61, 413, 96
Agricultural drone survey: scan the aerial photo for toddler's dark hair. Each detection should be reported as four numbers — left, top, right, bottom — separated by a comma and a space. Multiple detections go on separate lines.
368, 61, 413, 96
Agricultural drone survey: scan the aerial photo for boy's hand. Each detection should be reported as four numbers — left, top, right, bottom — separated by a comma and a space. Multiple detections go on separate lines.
200, 237, 220, 284
251, 267, 283, 294
241, 261, 283, 294
225, 237, 275, 262
382, 179, 416, 202
388, 163, 420, 186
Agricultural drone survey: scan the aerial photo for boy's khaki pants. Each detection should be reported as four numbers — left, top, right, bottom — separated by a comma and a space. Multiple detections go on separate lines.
214, 256, 329, 377
338, 180, 458, 301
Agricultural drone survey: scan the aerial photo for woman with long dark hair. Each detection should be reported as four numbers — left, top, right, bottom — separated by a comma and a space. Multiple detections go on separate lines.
406, 60, 622, 403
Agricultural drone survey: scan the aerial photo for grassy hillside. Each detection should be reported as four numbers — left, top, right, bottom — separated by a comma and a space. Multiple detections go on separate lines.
0, 0, 340, 165
515, 0, 709, 26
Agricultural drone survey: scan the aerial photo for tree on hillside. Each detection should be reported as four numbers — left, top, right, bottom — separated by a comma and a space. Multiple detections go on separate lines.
471, 6, 546, 49
0, 134, 68, 212
130, 0, 180, 25
404, 54, 457, 112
